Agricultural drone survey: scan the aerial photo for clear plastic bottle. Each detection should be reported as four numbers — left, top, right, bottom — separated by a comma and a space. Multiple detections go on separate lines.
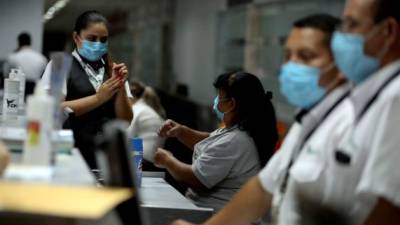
23, 83, 55, 166
16, 68, 26, 110
2, 69, 20, 121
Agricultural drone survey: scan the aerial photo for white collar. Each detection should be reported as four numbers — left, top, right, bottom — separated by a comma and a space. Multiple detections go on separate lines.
351, 59, 400, 119
71, 50, 105, 67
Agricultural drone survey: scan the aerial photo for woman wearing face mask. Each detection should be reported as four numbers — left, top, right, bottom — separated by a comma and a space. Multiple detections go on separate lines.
155, 72, 278, 211
41, 10, 133, 169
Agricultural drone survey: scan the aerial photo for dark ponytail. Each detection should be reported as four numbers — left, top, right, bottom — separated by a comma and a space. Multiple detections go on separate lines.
214, 72, 278, 167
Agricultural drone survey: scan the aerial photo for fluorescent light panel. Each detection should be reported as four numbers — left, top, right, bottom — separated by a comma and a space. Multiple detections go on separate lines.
43, 0, 70, 22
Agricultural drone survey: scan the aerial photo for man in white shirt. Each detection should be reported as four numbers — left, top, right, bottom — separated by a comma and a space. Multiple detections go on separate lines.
3, 32, 47, 96
327, 0, 400, 224
264, 0, 400, 223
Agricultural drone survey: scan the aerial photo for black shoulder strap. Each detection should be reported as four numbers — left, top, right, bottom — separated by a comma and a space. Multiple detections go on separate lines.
280, 89, 350, 194
356, 68, 400, 123
298, 90, 350, 151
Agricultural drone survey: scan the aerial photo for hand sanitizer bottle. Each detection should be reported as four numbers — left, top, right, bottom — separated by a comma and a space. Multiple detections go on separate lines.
2, 69, 20, 121
23, 83, 55, 166
16, 68, 26, 110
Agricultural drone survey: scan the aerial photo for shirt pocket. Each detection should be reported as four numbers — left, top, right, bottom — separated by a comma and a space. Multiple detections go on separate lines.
290, 145, 324, 183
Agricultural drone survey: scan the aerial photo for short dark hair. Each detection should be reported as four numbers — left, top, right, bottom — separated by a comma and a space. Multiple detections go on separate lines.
373, 0, 400, 23
74, 10, 108, 34
18, 32, 31, 46
214, 72, 278, 167
293, 14, 341, 46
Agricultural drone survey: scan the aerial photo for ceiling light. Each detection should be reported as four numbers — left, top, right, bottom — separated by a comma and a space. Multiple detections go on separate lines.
43, 0, 70, 23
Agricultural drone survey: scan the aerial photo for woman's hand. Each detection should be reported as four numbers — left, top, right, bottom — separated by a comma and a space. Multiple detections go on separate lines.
170, 220, 195, 225
112, 62, 128, 87
96, 77, 121, 103
158, 119, 184, 138
155, 148, 205, 189
154, 148, 174, 168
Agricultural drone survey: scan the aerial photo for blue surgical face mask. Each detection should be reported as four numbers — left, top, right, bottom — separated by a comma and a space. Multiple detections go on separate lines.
213, 96, 225, 120
279, 62, 327, 109
331, 31, 380, 84
78, 40, 108, 62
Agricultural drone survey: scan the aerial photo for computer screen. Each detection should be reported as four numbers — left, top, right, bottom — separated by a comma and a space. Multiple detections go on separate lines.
95, 120, 145, 225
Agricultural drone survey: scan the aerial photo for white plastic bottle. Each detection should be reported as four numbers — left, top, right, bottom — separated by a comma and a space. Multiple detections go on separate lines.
16, 68, 26, 110
23, 83, 55, 166
2, 69, 20, 121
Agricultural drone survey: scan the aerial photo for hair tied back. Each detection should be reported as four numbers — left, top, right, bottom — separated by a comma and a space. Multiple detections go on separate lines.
265, 91, 273, 100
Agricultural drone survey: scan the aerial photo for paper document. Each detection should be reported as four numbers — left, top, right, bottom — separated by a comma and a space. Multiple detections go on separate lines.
0, 182, 133, 219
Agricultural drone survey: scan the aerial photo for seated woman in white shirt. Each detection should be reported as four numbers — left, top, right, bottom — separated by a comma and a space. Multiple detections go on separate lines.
128, 81, 166, 162
154, 72, 279, 211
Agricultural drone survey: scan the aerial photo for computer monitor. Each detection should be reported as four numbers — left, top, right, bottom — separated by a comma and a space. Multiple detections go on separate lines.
95, 120, 136, 187
95, 120, 146, 225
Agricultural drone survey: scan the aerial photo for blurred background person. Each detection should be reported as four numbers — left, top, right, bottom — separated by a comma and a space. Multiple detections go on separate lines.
3, 32, 47, 97
128, 80, 166, 163
155, 72, 278, 212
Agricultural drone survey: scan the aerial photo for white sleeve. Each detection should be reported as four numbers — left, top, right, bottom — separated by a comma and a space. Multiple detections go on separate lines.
40, 61, 52, 91
40, 60, 67, 96
258, 150, 285, 194
40, 55, 48, 77
357, 96, 400, 207
125, 81, 133, 98
128, 106, 139, 138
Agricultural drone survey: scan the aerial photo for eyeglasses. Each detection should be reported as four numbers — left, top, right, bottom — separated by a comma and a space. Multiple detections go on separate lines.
337, 17, 375, 32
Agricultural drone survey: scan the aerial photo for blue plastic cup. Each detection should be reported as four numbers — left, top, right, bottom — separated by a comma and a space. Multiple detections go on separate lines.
131, 138, 143, 187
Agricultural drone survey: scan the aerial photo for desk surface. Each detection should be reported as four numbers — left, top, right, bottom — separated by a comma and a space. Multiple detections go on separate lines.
6, 150, 212, 213
141, 177, 204, 210
8, 149, 96, 186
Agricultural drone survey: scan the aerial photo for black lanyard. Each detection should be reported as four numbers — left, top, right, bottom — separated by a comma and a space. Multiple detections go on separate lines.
356, 68, 400, 123
279, 89, 351, 194
279, 67, 400, 194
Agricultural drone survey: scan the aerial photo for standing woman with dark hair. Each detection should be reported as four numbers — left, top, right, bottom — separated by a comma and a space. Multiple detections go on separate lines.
155, 72, 278, 211
41, 10, 133, 169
